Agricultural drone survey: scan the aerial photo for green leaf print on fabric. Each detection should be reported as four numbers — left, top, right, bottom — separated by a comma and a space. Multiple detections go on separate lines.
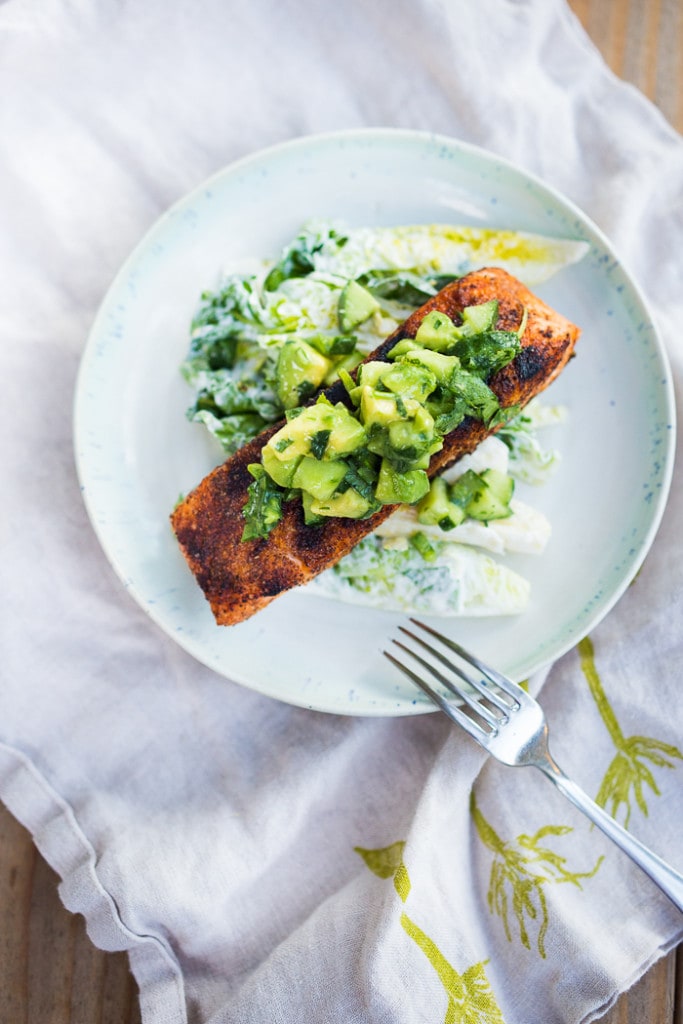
578, 636, 682, 827
400, 913, 505, 1024
355, 841, 411, 900
470, 793, 602, 958
355, 843, 504, 1024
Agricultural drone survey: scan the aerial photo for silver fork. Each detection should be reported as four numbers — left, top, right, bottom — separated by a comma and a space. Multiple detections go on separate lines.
385, 618, 683, 913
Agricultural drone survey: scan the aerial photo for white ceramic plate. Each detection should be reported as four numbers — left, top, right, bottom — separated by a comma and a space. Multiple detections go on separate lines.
74, 129, 675, 716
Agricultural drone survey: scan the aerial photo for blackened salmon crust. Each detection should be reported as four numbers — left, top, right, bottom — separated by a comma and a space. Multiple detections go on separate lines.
171, 267, 580, 625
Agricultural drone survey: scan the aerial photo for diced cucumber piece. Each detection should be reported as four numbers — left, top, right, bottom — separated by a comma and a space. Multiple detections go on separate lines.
262, 445, 302, 488
460, 299, 499, 335
451, 467, 513, 522
416, 476, 466, 530
301, 490, 325, 526
464, 486, 511, 521
310, 487, 372, 519
292, 457, 348, 501
414, 310, 459, 351
480, 467, 514, 505
338, 280, 380, 333
409, 531, 438, 562
386, 337, 423, 360
402, 348, 460, 385
449, 469, 486, 510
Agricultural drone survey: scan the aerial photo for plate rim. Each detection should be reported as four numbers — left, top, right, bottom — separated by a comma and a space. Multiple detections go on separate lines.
73, 127, 677, 715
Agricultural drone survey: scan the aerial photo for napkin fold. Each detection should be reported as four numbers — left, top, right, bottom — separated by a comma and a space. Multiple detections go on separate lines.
2, 1, 682, 1022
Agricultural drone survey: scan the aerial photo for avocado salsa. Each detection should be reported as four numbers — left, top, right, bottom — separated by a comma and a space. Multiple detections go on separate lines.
241, 293, 525, 541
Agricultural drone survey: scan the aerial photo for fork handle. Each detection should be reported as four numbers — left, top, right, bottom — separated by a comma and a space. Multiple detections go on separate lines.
538, 759, 683, 913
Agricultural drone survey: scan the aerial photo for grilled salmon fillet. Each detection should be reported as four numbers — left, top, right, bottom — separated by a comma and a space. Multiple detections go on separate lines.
171, 267, 580, 625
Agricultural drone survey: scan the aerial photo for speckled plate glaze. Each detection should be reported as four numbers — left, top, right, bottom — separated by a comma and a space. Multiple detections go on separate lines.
74, 129, 675, 715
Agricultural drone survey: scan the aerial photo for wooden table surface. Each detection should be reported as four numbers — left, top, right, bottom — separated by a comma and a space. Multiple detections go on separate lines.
2, 1, 682, 1021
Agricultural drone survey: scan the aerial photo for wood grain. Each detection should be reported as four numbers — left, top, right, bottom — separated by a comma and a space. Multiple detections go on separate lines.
2, 1, 681, 1021
566, 8, 683, 1017
0, 807, 141, 1024
568, 0, 683, 132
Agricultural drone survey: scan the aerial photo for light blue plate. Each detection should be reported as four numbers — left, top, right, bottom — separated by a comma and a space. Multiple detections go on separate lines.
74, 129, 675, 715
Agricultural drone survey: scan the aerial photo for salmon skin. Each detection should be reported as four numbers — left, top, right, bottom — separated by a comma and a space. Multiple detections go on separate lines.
171, 267, 580, 625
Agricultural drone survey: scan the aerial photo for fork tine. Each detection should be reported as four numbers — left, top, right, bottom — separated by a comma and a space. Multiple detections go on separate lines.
397, 626, 514, 715
408, 618, 525, 702
390, 640, 502, 730
383, 651, 491, 741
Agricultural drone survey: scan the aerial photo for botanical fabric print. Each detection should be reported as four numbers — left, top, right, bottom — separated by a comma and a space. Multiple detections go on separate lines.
470, 793, 602, 959
578, 636, 682, 827
355, 840, 411, 900
355, 843, 504, 1024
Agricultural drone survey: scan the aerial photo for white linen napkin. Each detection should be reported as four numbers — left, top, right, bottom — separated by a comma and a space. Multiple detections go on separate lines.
2, 1, 682, 1022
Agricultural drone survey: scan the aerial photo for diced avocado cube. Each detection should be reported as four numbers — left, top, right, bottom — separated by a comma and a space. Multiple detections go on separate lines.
310, 487, 372, 519
338, 280, 381, 333
360, 387, 400, 429
292, 457, 348, 501
276, 340, 332, 410
414, 310, 460, 351
374, 460, 430, 505
262, 445, 302, 488
417, 477, 466, 530
377, 362, 437, 402
387, 405, 436, 453
357, 361, 390, 390
271, 406, 327, 457
267, 409, 324, 459
402, 348, 460, 385
360, 387, 424, 431
268, 400, 366, 460
460, 299, 499, 335
325, 404, 367, 458
345, 362, 387, 408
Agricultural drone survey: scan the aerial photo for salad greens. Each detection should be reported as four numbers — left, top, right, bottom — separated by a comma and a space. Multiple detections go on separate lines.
181, 221, 585, 455
310, 534, 531, 617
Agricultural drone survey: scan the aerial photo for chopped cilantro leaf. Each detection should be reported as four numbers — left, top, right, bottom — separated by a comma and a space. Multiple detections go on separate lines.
241, 464, 283, 541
